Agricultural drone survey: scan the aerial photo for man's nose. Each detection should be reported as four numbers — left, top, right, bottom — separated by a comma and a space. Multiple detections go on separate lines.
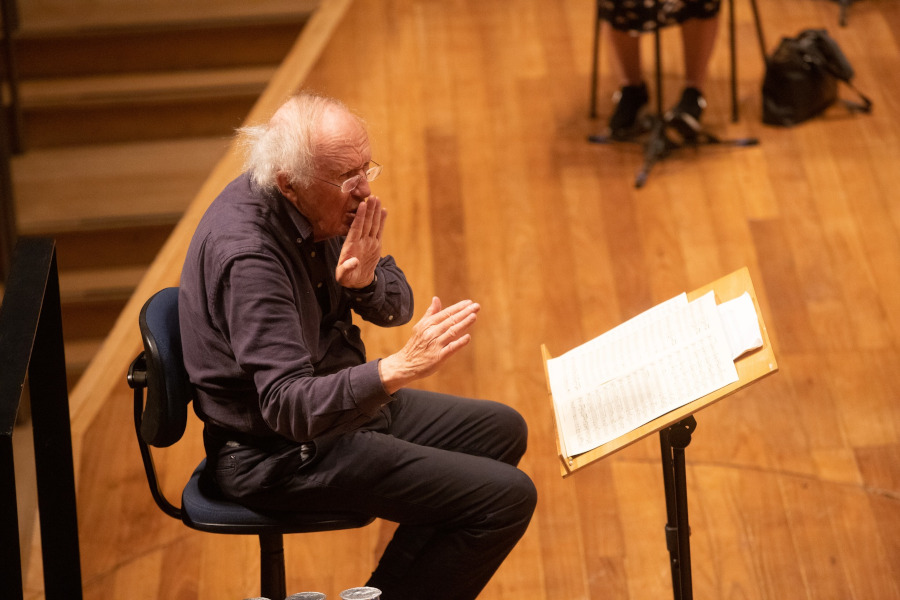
353, 177, 372, 198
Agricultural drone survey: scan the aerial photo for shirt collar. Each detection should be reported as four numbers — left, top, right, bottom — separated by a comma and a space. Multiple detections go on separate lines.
257, 179, 315, 244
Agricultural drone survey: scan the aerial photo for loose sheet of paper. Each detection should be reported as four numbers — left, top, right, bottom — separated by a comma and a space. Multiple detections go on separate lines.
717, 292, 763, 360
547, 292, 739, 458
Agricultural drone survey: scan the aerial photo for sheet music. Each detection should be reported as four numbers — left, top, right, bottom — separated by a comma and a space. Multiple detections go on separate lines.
547, 292, 739, 457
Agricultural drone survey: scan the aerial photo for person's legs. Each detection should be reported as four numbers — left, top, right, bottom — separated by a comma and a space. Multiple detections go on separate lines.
363, 390, 536, 599
610, 28, 643, 87
680, 14, 720, 90
667, 14, 720, 138
607, 28, 649, 137
214, 390, 536, 600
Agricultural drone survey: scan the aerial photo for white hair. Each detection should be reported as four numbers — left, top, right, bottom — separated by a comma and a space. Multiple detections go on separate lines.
237, 92, 355, 192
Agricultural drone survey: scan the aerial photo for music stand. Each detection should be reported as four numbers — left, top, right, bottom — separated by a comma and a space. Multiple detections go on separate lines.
542, 267, 779, 600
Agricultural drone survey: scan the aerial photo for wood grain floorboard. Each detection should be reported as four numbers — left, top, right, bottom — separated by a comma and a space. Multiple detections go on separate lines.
25, 0, 900, 598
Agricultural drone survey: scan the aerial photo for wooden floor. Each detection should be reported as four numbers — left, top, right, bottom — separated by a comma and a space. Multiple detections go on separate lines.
24, 0, 900, 598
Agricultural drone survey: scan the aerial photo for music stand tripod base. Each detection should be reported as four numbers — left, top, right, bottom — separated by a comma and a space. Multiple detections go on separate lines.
589, 117, 758, 188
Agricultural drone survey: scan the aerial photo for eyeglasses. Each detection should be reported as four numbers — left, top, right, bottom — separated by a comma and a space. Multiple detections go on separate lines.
314, 161, 383, 193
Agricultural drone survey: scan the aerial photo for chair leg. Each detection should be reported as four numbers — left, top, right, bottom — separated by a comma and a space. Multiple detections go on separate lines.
589, 0, 603, 119
732, 0, 767, 122
729, 0, 737, 122
259, 533, 287, 600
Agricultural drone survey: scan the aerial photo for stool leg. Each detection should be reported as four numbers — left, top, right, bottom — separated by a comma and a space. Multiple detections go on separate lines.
730, 0, 737, 121
589, 0, 603, 118
260, 533, 287, 600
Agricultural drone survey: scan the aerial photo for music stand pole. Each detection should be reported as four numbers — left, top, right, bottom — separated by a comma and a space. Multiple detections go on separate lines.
635, 23, 675, 188
659, 415, 697, 600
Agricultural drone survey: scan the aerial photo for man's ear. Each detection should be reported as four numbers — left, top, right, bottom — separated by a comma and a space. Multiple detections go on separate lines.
276, 173, 297, 203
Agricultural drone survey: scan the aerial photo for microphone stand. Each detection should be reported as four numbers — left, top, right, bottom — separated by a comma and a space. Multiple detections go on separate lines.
588, 2, 758, 189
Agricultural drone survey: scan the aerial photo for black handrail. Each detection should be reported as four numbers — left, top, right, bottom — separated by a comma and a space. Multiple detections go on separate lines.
0, 238, 83, 600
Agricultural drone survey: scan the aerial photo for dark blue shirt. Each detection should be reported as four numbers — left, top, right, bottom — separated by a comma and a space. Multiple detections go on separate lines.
179, 173, 414, 442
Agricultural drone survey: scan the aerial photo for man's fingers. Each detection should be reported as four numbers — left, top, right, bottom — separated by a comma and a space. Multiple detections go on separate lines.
437, 299, 479, 318
336, 256, 360, 278
422, 296, 443, 319
419, 298, 472, 327
376, 207, 387, 239
359, 196, 375, 234
356, 196, 381, 237
437, 300, 480, 330
440, 333, 472, 359
418, 300, 479, 344
440, 312, 477, 342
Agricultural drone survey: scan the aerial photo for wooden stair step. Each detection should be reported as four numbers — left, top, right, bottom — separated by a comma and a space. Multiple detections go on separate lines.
63, 337, 105, 389
16, 68, 271, 148
17, 0, 319, 33
12, 137, 228, 234
12, 20, 310, 78
58, 266, 147, 303
60, 294, 127, 340
58, 266, 154, 390
19, 67, 276, 108
50, 224, 176, 272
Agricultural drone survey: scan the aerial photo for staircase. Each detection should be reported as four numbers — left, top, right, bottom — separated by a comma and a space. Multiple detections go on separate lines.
7, 0, 319, 387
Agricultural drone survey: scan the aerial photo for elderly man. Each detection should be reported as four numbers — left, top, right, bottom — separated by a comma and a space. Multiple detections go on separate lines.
179, 92, 537, 599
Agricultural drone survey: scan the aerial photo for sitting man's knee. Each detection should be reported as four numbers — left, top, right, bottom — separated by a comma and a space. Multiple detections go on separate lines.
491, 467, 538, 530
490, 402, 530, 463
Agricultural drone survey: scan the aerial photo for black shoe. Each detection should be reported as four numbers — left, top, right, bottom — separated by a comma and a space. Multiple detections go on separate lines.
666, 87, 707, 141
609, 83, 649, 139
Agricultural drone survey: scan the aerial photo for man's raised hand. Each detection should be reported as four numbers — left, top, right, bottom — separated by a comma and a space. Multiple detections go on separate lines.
336, 196, 387, 289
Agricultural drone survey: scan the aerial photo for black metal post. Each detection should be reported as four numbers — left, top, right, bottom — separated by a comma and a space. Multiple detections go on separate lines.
0, 238, 83, 600
29, 247, 83, 600
260, 533, 287, 600
0, 434, 24, 600
659, 415, 697, 600
589, 0, 603, 119
729, 0, 738, 122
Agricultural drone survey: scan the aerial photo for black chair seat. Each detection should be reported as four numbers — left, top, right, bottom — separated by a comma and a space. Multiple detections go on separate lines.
182, 460, 374, 534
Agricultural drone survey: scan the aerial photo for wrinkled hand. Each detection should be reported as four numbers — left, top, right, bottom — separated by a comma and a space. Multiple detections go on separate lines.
379, 297, 480, 394
336, 196, 387, 289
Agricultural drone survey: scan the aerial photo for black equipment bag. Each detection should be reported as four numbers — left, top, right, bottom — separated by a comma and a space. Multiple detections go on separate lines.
762, 29, 872, 127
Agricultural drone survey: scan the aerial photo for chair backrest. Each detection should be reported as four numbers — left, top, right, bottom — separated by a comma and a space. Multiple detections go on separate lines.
137, 287, 192, 448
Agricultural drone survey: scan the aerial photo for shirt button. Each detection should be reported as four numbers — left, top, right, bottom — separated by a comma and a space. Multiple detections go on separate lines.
296, 237, 302, 244
310, 251, 316, 258
388, 315, 394, 321
316, 282, 323, 288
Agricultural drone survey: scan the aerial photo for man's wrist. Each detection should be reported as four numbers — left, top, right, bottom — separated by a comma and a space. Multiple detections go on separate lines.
352, 273, 377, 292
378, 354, 408, 395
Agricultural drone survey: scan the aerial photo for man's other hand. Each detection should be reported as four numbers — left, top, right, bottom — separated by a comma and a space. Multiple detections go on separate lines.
378, 297, 481, 394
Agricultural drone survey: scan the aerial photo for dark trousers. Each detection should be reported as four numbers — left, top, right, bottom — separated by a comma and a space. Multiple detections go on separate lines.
208, 389, 538, 600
